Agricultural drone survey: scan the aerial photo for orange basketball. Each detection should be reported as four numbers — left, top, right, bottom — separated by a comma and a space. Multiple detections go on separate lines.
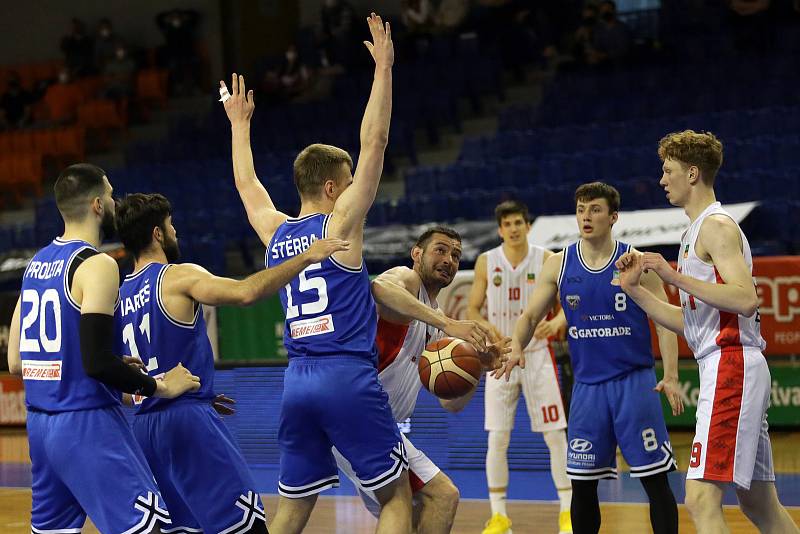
418, 337, 482, 399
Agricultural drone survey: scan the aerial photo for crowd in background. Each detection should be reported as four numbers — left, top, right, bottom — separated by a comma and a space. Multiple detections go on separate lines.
0, 8, 200, 132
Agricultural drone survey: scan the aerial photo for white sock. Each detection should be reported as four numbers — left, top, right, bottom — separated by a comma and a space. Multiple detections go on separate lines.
487, 430, 511, 516
543, 430, 572, 512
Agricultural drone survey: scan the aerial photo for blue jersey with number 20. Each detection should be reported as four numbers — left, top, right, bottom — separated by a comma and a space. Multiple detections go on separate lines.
266, 213, 377, 361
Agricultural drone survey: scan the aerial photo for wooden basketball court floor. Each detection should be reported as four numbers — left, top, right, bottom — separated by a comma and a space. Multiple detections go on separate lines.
1, 429, 798, 533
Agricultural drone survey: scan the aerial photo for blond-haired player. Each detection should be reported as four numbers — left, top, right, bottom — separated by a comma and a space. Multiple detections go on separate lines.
616, 130, 799, 534
468, 200, 571, 534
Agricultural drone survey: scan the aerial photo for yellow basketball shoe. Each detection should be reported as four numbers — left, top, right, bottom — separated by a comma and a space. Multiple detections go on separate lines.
559, 510, 573, 533
482, 512, 512, 534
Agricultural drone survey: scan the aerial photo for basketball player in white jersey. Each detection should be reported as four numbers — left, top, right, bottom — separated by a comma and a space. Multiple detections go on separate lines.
616, 130, 799, 533
335, 226, 510, 533
468, 200, 572, 534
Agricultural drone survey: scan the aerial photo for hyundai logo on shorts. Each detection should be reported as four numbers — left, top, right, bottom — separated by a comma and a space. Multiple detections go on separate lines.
570, 438, 593, 452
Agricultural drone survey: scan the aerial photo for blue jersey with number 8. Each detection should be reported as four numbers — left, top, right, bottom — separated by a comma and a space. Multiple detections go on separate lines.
267, 213, 378, 361
20, 238, 120, 412
115, 262, 215, 413
558, 240, 654, 384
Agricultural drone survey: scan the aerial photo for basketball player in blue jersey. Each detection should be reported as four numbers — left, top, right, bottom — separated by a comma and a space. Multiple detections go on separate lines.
5, 164, 200, 534
113, 193, 347, 534
495, 182, 683, 534
221, 14, 414, 534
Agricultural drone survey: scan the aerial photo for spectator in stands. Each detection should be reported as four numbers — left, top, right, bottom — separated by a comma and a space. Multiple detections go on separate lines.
589, 1, 632, 65
321, 0, 359, 69
94, 18, 120, 70
0, 73, 32, 130
402, 0, 432, 33
262, 44, 312, 102
156, 8, 200, 95
61, 19, 95, 77
103, 44, 137, 101
432, 0, 470, 33
728, 0, 773, 52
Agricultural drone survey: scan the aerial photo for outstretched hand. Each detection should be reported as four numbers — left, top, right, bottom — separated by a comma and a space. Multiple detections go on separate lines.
220, 73, 254, 126
363, 13, 393, 69
477, 336, 512, 371
615, 251, 644, 292
304, 238, 350, 263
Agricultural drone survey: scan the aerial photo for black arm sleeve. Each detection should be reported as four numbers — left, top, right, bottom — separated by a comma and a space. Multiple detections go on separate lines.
80, 313, 157, 397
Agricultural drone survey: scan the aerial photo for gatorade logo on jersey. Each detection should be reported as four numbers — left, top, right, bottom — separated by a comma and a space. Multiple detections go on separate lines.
568, 325, 633, 339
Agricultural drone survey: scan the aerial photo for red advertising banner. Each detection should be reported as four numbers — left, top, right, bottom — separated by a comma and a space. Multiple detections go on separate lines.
0, 374, 26, 425
653, 256, 800, 357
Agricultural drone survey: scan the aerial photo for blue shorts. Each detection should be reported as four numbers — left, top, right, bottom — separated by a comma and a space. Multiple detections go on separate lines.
278, 356, 407, 498
132, 401, 266, 533
27, 405, 170, 534
567, 367, 676, 480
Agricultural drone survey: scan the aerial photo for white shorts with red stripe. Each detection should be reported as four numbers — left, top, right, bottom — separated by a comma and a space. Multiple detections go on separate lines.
334, 434, 440, 517
485, 346, 566, 432
687, 348, 775, 490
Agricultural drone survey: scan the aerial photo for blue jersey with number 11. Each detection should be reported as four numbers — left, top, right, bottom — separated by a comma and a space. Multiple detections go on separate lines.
115, 262, 215, 413
267, 213, 377, 361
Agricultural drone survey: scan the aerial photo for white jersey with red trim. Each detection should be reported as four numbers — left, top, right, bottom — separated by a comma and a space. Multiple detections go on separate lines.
376, 285, 442, 422
677, 202, 766, 361
486, 244, 548, 353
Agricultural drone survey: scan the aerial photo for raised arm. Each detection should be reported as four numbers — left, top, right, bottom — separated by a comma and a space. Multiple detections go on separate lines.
168, 238, 348, 307
467, 253, 502, 341
640, 216, 758, 317
372, 266, 490, 351
327, 13, 393, 252
616, 252, 684, 334
494, 252, 562, 380
222, 73, 289, 246
7, 297, 21, 375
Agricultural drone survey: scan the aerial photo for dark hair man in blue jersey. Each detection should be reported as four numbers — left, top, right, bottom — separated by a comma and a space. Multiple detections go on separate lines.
220, 14, 448, 534
495, 182, 682, 534
6, 163, 200, 533
114, 192, 347, 534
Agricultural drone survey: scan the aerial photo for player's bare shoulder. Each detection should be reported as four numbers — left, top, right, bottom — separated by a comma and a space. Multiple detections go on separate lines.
541, 250, 564, 281
372, 266, 423, 324
696, 213, 743, 262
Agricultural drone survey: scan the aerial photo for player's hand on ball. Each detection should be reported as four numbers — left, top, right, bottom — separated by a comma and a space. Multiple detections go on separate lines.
304, 238, 350, 263
156, 363, 201, 399
478, 336, 512, 371
655, 377, 684, 416
492, 350, 525, 381
642, 252, 677, 285
615, 252, 644, 290
444, 319, 490, 352
212, 393, 236, 416
220, 73, 254, 125
533, 319, 558, 340
363, 13, 393, 68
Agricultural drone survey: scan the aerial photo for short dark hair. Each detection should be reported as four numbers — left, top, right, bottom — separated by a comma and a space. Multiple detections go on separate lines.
494, 200, 530, 226
293, 143, 353, 199
54, 163, 107, 221
116, 193, 172, 258
415, 226, 461, 249
574, 182, 621, 213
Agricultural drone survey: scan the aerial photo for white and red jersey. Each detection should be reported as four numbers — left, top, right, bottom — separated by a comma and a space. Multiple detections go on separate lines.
376, 286, 442, 422
677, 202, 766, 361
486, 244, 548, 353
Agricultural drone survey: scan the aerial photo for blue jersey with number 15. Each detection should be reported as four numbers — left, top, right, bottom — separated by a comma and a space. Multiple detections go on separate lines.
266, 213, 377, 361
